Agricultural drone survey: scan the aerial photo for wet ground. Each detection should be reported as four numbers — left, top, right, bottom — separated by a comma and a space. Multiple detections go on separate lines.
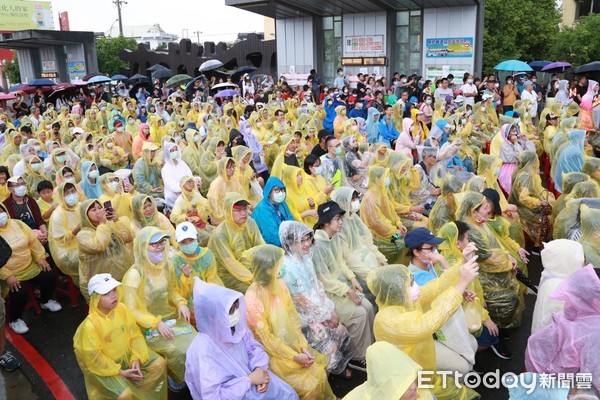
1, 253, 543, 400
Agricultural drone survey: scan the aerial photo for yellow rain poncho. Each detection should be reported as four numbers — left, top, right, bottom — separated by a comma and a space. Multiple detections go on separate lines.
172, 244, 222, 309
207, 193, 265, 293
243, 245, 336, 400
552, 181, 600, 240
343, 341, 433, 400
22, 156, 50, 199
1, 129, 21, 162
100, 136, 128, 170
169, 177, 213, 246
304, 170, 330, 206
387, 152, 428, 230
73, 288, 167, 400
428, 174, 464, 234
121, 226, 197, 384
477, 154, 508, 210
270, 135, 294, 179
182, 129, 203, 176
371, 143, 389, 167
366, 264, 478, 400
508, 151, 555, 245
282, 165, 319, 227
207, 157, 246, 225
232, 146, 261, 205
579, 205, 600, 269
0, 203, 46, 285
198, 137, 223, 195
77, 200, 134, 300
456, 192, 524, 329
148, 115, 167, 145
330, 187, 387, 281
360, 166, 407, 265
48, 183, 81, 282
132, 142, 163, 196
130, 195, 176, 247
552, 172, 590, 219
582, 157, 600, 187
98, 173, 136, 221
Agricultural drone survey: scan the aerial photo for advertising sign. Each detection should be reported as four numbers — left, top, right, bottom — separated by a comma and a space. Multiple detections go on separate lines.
425, 37, 473, 58
344, 35, 384, 54
0, 0, 54, 30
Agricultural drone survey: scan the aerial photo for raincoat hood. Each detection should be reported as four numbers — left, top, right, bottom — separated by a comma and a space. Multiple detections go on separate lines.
330, 186, 357, 214
79, 199, 101, 229
279, 220, 313, 258
367, 264, 412, 309
455, 191, 486, 221
163, 141, 180, 166
549, 264, 600, 319
540, 239, 584, 279
223, 192, 250, 228
262, 176, 286, 199
131, 194, 159, 227
241, 244, 285, 287
133, 226, 170, 270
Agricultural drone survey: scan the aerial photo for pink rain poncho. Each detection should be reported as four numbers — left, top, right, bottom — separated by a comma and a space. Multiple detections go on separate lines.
185, 279, 298, 400
525, 265, 600, 391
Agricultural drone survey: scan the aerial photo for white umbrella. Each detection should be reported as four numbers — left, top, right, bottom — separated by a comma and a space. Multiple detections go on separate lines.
199, 59, 224, 73
210, 82, 237, 90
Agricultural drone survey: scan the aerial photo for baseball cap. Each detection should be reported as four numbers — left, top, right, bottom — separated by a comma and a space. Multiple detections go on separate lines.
176, 222, 198, 243
72, 127, 84, 135
88, 273, 121, 295
546, 113, 558, 121
7, 176, 22, 184
481, 188, 502, 216
404, 227, 445, 250
142, 142, 159, 151
232, 199, 250, 210
149, 232, 170, 244
315, 200, 345, 227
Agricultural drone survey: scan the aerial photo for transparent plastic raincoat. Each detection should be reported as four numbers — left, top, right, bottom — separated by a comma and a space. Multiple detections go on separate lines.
428, 174, 464, 234
366, 264, 479, 400
48, 183, 81, 282
185, 279, 298, 400
77, 200, 135, 300
477, 154, 508, 210
132, 143, 163, 196
579, 205, 600, 268
456, 192, 524, 329
232, 146, 261, 205
553, 130, 586, 193
121, 226, 197, 384
73, 288, 167, 400
130, 195, 176, 247
360, 166, 407, 265
23, 155, 50, 199
198, 137, 223, 195
330, 187, 387, 280
182, 129, 203, 176
279, 221, 353, 375
553, 181, 600, 240
98, 173, 136, 220
387, 151, 428, 230
552, 172, 590, 218
531, 239, 585, 335
525, 265, 600, 391
170, 177, 213, 246
243, 244, 336, 400
582, 156, 600, 187
207, 157, 246, 225
343, 341, 433, 400
207, 192, 265, 293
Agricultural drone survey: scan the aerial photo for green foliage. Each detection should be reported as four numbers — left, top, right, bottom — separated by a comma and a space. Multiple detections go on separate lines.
550, 14, 600, 66
483, 0, 560, 72
96, 36, 138, 76
154, 43, 167, 51
3, 54, 21, 85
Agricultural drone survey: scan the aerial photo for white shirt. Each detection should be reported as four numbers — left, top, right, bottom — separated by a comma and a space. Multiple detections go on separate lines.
520, 89, 538, 116
459, 83, 478, 105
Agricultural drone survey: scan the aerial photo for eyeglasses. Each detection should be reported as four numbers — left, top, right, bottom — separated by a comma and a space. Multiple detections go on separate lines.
272, 187, 286, 194
149, 239, 167, 250
419, 246, 436, 253
232, 207, 249, 214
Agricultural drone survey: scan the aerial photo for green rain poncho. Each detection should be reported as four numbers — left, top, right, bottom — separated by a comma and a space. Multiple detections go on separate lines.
553, 182, 600, 239
552, 172, 591, 219
456, 192, 524, 329
121, 226, 197, 384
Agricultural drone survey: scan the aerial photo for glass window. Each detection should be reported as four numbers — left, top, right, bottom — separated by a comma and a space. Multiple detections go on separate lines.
396, 26, 409, 43
410, 10, 421, 16
396, 11, 409, 26
396, 43, 409, 59
334, 21, 342, 37
410, 34, 421, 52
410, 17, 421, 34
323, 17, 333, 30
410, 53, 421, 70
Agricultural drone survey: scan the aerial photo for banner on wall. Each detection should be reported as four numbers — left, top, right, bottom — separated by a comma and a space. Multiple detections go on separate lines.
425, 37, 473, 58
0, 0, 54, 30
344, 35, 384, 54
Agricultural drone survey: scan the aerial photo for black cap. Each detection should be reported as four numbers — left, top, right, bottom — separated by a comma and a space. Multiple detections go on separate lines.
232, 199, 250, 209
318, 129, 333, 141
481, 188, 502, 216
404, 227, 445, 250
546, 113, 558, 121
315, 200, 345, 226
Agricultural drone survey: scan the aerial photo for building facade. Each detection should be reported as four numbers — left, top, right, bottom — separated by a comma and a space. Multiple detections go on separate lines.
562, 0, 599, 27
106, 24, 178, 50
225, 0, 484, 85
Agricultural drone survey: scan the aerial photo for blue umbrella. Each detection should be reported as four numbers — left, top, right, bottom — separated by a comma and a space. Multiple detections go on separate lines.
28, 78, 56, 86
214, 89, 238, 98
8, 83, 23, 92
493, 60, 533, 72
528, 61, 552, 72
87, 75, 111, 84
111, 74, 128, 81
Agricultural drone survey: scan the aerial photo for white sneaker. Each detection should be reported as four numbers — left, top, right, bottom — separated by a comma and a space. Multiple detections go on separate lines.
9, 319, 29, 334
41, 299, 62, 312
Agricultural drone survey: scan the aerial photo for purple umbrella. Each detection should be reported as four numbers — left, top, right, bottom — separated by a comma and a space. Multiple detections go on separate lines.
541, 62, 572, 72
214, 89, 239, 98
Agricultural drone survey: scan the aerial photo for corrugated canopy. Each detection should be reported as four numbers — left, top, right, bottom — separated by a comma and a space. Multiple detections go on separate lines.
225, 0, 480, 18
0, 30, 95, 49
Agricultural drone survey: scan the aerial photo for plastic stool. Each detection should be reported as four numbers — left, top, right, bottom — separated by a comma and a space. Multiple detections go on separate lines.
25, 283, 42, 315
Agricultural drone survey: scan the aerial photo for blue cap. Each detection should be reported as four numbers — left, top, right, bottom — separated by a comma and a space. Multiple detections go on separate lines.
404, 227, 445, 250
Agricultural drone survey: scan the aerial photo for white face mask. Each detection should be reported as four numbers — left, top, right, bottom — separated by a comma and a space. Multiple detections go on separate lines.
128, 119, 134, 124
88, 170, 100, 179
314, 165, 323, 175
409, 281, 421, 302
65, 193, 78, 207
109, 181, 120, 192
0, 212, 8, 226
272, 191, 286, 204
193, 135, 200, 143
170, 150, 180, 160
14, 185, 27, 197
116, 127, 124, 133
229, 309, 241, 327
351, 199, 360, 213
467, 79, 473, 84
106, 142, 114, 148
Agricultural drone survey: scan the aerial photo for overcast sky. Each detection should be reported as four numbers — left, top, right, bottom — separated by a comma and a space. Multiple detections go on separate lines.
49, 0, 265, 42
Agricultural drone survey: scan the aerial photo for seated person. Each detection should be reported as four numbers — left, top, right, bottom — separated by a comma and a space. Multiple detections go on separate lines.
170, 176, 213, 246
185, 279, 299, 400
73, 273, 167, 400
251, 177, 295, 247
98, 173, 136, 221
132, 142, 163, 198
3, 176, 48, 244
410, 147, 442, 211
207, 194, 265, 293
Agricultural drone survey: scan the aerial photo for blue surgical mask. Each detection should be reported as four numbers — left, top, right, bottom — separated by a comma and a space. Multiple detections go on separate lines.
314, 166, 323, 175
14, 185, 27, 197
0, 212, 7, 226
335, 146, 343, 156
384, 177, 391, 187
65, 193, 78, 207
56, 155, 67, 164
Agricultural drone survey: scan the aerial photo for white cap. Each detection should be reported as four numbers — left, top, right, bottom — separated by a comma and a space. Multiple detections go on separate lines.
72, 127, 84, 134
176, 222, 198, 243
454, 95, 465, 103
482, 93, 493, 101
88, 273, 121, 295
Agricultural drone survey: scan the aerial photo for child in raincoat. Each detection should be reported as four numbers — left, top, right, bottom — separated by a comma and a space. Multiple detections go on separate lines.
170, 176, 213, 246
243, 244, 336, 400
73, 273, 167, 400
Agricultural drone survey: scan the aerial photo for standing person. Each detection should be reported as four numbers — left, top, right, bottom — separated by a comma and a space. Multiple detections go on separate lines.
520, 81, 539, 124
333, 68, 348, 90
433, 78, 453, 101
502, 76, 520, 114
73, 274, 168, 400
459, 75, 478, 106
309, 69, 322, 104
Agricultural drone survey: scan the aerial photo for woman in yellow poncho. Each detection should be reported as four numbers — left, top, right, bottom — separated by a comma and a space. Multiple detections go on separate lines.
170, 177, 213, 246
366, 261, 480, 400
77, 199, 134, 300
360, 166, 408, 265
553, 181, 600, 239
508, 151, 555, 247
456, 191, 524, 329
582, 156, 600, 187
0, 129, 21, 162
73, 275, 167, 400
371, 143, 389, 167
303, 154, 333, 205
100, 136, 128, 171
232, 145, 261, 206
130, 194, 176, 247
121, 226, 197, 388
182, 128, 203, 176
282, 165, 320, 227
82, 107, 102, 134
428, 174, 464, 234
98, 173, 136, 221
48, 182, 82, 283
552, 172, 590, 219
207, 157, 245, 225
198, 137, 226, 196
243, 244, 336, 400
22, 155, 50, 199
270, 135, 297, 180
148, 115, 167, 145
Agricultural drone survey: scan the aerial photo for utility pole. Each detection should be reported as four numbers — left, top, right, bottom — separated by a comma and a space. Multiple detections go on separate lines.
193, 31, 202, 44
113, 0, 127, 36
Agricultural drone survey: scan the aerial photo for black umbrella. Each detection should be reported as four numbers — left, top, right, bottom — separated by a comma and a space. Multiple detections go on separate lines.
573, 61, 600, 74
127, 74, 151, 85
231, 66, 257, 81
153, 68, 174, 79
147, 64, 168, 72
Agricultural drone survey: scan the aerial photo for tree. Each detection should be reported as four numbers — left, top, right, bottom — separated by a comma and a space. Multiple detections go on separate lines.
550, 14, 600, 66
483, 0, 560, 72
96, 36, 138, 76
154, 43, 167, 51
3, 54, 21, 85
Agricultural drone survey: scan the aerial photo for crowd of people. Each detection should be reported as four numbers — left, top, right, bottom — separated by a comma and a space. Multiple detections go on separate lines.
0, 65, 598, 400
